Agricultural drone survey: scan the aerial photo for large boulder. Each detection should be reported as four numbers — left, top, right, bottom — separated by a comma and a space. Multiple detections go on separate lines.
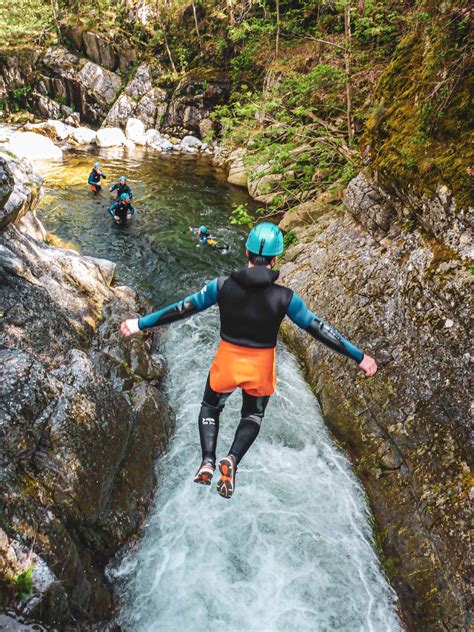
6, 132, 62, 162
125, 118, 147, 145
96, 127, 126, 147
77, 61, 122, 105
181, 135, 204, 151
44, 120, 73, 141
70, 126, 97, 145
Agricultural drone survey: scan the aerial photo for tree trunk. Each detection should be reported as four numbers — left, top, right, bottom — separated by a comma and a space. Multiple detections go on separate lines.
192, 1, 201, 41
275, 0, 280, 58
344, 3, 353, 145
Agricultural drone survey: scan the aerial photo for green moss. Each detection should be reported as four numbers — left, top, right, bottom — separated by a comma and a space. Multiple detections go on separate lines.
363, 3, 473, 209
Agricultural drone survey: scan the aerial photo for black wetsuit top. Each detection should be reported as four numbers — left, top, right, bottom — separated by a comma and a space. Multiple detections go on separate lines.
138, 266, 363, 362
110, 183, 133, 198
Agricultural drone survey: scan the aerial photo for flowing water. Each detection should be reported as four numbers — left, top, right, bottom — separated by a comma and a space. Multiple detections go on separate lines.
38, 147, 402, 632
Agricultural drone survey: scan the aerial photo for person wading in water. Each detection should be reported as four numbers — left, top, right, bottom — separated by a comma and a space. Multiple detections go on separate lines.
120, 223, 377, 499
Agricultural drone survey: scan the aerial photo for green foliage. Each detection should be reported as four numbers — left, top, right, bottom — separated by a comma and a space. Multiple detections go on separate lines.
12, 566, 34, 599
0, 0, 54, 46
1, 86, 33, 114
229, 203, 253, 228
283, 230, 298, 250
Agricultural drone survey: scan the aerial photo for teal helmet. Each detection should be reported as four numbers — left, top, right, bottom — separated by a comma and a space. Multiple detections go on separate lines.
246, 222, 284, 257
94, 162, 100, 168
120, 175, 126, 182
199, 225, 208, 234
120, 193, 129, 201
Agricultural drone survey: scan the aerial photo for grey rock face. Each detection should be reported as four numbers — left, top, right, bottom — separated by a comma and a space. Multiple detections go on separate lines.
82, 31, 118, 71
103, 65, 167, 129
0, 154, 174, 627
38, 47, 122, 124
279, 189, 472, 630
345, 170, 474, 258
0, 153, 42, 230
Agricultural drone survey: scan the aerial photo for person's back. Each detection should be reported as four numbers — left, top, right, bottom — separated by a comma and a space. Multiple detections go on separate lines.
121, 222, 377, 498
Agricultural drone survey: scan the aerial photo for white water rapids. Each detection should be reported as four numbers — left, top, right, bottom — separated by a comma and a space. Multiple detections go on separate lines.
113, 310, 403, 632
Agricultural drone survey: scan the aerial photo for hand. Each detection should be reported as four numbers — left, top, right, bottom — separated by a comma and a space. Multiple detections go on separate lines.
121, 318, 140, 337
114, 215, 120, 221
359, 354, 377, 377
109, 187, 113, 192
126, 213, 131, 219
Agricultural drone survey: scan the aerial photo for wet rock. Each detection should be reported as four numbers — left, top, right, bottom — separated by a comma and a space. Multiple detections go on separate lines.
96, 127, 126, 147
6, 132, 63, 162
0, 153, 174, 627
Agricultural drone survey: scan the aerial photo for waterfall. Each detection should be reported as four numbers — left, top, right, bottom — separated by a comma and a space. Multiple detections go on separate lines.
113, 310, 402, 632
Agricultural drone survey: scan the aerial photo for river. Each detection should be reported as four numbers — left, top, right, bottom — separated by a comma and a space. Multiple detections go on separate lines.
37, 146, 402, 632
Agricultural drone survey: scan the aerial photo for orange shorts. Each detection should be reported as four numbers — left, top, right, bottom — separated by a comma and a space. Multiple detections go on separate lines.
209, 340, 276, 397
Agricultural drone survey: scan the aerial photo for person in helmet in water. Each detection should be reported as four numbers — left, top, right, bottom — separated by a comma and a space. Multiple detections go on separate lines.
189, 225, 211, 247
109, 175, 133, 200
88, 162, 106, 193
109, 192, 135, 224
189, 225, 228, 251
120, 222, 377, 499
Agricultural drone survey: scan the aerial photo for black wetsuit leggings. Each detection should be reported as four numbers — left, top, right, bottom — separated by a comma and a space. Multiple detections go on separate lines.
198, 375, 270, 467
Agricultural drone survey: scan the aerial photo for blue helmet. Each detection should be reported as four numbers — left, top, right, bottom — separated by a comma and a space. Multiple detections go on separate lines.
94, 162, 100, 169
120, 175, 126, 182
120, 193, 129, 201
246, 222, 284, 257
199, 225, 208, 234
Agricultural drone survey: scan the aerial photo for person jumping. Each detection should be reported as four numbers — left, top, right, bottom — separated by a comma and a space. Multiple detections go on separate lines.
120, 222, 377, 499
88, 162, 106, 193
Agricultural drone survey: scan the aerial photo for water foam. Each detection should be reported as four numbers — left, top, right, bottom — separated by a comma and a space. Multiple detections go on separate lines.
114, 311, 402, 632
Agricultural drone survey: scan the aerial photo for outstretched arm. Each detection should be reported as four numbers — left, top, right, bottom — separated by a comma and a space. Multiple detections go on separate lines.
286, 292, 377, 376
121, 278, 219, 336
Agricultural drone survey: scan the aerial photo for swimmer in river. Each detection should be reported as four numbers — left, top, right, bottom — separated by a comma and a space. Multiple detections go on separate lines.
109, 193, 135, 224
120, 223, 377, 498
110, 175, 133, 200
88, 162, 106, 193
189, 225, 228, 251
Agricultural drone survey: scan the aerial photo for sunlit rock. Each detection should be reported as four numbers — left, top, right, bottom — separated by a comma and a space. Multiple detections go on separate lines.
96, 127, 126, 147
71, 126, 97, 145
7, 131, 62, 161
125, 117, 147, 145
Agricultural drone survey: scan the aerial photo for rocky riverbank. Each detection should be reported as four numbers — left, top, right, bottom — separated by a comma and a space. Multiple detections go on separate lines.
0, 152, 174, 628
278, 171, 472, 631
